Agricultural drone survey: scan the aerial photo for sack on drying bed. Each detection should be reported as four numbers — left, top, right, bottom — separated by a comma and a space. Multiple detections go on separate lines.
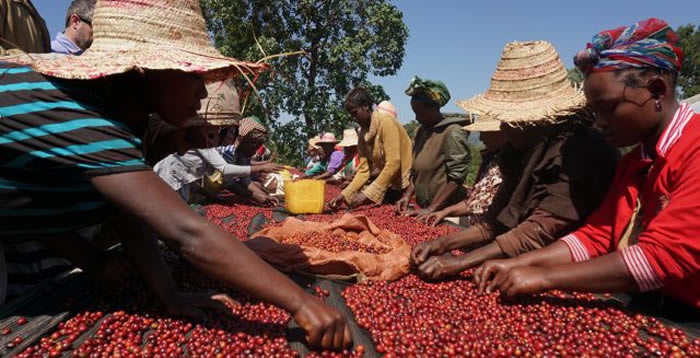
246, 214, 411, 281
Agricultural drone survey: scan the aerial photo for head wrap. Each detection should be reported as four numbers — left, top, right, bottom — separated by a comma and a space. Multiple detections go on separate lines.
405, 76, 451, 107
236, 116, 268, 145
574, 18, 683, 74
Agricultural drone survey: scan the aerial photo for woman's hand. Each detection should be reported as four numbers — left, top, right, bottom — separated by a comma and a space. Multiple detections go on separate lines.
327, 194, 347, 211
395, 196, 410, 215
485, 266, 553, 297
292, 295, 353, 350
410, 239, 444, 266
252, 191, 279, 207
416, 209, 448, 227
473, 258, 529, 293
163, 292, 239, 322
415, 254, 465, 281
251, 162, 284, 174
349, 192, 370, 208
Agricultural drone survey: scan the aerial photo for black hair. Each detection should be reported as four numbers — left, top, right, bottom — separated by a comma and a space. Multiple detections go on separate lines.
344, 88, 374, 110
615, 67, 678, 91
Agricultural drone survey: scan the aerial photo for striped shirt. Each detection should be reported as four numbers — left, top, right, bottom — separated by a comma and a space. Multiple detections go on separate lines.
0, 63, 150, 237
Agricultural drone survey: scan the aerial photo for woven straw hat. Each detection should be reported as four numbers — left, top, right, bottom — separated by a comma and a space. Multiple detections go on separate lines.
318, 132, 340, 144
2, 0, 265, 82
308, 135, 322, 150
337, 128, 359, 147
457, 41, 585, 125
463, 116, 502, 132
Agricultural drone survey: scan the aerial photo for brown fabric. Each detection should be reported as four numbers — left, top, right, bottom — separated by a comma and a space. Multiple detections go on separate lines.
247, 214, 411, 281
0, 0, 50, 54
412, 116, 470, 208
495, 208, 571, 257
495, 123, 619, 235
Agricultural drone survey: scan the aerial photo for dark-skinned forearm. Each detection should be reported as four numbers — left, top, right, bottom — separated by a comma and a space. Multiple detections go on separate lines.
179, 221, 308, 312
454, 242, 505, 272
436, 225, 491, 252
91, 172, 311, 314
544, 252, 638, 293
512, 241, 574, 267
428, 180, 461, 212
440, 200, 470, 217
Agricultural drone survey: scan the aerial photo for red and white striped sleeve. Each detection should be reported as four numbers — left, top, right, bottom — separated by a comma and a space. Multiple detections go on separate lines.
632, 131, 700, 292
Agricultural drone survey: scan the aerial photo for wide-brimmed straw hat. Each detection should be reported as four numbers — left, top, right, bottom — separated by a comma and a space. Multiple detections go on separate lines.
318, 132, 340, 144
2, 0, 265, 82
457, 41, 585, 126
463, 115, 503, 132
337, 128, 359, 147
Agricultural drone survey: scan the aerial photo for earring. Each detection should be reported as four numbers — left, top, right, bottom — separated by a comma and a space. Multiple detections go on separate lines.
655, 100, 662, 112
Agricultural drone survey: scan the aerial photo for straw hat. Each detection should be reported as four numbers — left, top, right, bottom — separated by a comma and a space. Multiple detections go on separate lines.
199, 80, 241, 126
2, 0, 265, 82
376, 100, 397, 119
457, 41, 585, 125
308, 135, 321, 150
463, 115, 503, 132
337, 128, 359, 147
318, 132, 340, 144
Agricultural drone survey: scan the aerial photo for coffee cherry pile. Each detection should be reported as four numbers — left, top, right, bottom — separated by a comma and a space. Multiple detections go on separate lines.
14, 311, 103, 358
343, 274, 700, 357
279, 231, 391, 255
205, 193, 274, 240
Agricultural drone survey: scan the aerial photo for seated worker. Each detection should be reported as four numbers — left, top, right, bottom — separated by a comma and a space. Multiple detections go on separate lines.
411, 41, 619, 281
417, 118, 508, 227
220, 117, 282, 207
154, 83, 282, 203
304, 135, 322, 170
329, 89, 413, 208
302, 133, 343, 179
475, 19, 700, 311
0, 0, 351, 349
396, 76, 471, 216
329, 128, 360, 187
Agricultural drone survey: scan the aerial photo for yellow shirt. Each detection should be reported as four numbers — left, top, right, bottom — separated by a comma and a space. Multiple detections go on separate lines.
342, 108, 413, 204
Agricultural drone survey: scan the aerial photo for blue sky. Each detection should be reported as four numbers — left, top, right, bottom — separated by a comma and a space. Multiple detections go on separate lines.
36, 0, 698, 124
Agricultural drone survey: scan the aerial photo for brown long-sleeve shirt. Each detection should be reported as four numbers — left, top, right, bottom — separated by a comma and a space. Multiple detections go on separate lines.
479, 122, 619, 257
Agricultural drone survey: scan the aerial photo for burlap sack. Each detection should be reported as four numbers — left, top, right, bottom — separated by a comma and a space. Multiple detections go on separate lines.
246, 214, 411, 281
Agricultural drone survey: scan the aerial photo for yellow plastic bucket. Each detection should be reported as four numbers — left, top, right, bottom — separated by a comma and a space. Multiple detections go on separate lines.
284, 179, 325, 214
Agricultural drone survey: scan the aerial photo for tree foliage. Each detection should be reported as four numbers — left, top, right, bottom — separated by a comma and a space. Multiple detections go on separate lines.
403, 120, 420, 140
200, 0, 409, 165
567, 68, 584, 88
677, 24, 700, 98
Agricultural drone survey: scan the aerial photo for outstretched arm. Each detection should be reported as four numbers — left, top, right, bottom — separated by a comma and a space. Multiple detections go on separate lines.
91, 171, 350, 349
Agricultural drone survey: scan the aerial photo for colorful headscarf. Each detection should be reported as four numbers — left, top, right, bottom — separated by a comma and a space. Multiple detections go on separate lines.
574, 18, 683, 74
405, 76, 451, 107
236, 116, 268, 145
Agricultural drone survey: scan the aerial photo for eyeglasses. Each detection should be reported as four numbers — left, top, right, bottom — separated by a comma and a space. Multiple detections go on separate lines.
75, 14, 92, 27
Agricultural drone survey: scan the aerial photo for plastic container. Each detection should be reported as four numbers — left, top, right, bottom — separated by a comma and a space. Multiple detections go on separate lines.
284, 179, 325, 214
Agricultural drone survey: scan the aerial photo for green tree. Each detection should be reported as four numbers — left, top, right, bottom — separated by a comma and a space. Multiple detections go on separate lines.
201, 0, 409, 165
567, 67, 584, 88
403, 120, 420, 140
677, 24, 700, 98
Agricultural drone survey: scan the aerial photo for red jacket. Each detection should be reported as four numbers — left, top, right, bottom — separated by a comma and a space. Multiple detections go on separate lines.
561, 104, 700, 308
